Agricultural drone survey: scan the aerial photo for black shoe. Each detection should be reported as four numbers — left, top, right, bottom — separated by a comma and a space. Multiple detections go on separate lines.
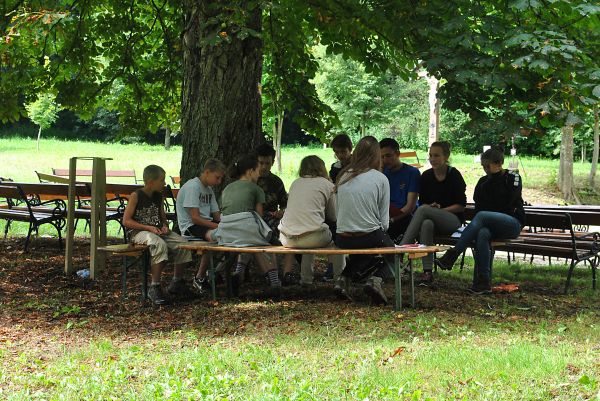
192, 276, 211, 296
322, 263, 334, 282
435, 249, 459, 271
147, 284, 169, 305
417, 271, 434, 286
167, 279, 192, 297
282, 272, 299, 286
363, 276, 388, 305
231, 272, 243, 297
467, 282, 492, 295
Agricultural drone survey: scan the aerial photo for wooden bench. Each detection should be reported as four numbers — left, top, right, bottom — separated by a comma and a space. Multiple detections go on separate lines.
97, 244, 150, 300
400, 151, 423, 168
52, 168, 142, 184
179, 242, 445, 310
0, 184, 65, 251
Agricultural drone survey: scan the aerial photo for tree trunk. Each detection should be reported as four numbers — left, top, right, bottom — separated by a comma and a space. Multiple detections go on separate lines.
36, 126, 42, 151
590, 104, 599, 187
180, 1, 263, 190
558, 124, 575, 202
273, 111, 283, 173
164, 126, 171, 150
427, 75, 440, 150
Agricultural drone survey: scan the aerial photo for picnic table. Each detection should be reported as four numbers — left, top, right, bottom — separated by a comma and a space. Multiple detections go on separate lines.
179, 242, 445, 310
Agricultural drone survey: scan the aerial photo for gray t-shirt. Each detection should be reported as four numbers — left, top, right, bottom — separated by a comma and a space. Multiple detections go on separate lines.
176, 177, 219, 234
336, 169, 390, 233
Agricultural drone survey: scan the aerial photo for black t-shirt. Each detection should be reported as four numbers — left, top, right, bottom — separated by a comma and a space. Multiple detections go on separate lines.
474, 170, 525, 226
419, 166, 467, 222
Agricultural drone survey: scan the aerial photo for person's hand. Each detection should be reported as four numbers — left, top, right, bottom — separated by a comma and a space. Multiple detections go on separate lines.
271, 210, 284, 219
160, 225, 169, 234
430, 202, 441, 209
147, 226, 162, 235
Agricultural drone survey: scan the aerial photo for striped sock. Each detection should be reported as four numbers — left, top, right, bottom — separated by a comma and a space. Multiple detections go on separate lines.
234, 263, 246, 281
266, 269, 281, 286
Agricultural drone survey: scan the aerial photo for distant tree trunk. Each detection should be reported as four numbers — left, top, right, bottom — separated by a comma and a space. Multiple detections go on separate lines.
164, 126, 171, 150
427, 75, 440, 150
581, 142, 586, 163
558, 124, 576, 202
590, 104, 599, 187
180, 1, 263, 190
272, 111, 283, 173
36, 126, 42, 151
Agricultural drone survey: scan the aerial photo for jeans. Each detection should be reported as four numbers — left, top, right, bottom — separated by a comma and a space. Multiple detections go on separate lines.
454, 211, 522, 284
400, 205, 461, 271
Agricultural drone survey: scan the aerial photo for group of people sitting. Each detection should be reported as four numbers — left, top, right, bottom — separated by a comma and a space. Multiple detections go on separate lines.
123, 135, 525, 306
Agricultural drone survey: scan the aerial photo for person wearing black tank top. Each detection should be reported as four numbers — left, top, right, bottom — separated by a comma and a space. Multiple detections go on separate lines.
123, 165, 193, 305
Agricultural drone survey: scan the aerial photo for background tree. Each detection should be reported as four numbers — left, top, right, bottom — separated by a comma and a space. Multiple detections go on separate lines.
24, 93, 61, 151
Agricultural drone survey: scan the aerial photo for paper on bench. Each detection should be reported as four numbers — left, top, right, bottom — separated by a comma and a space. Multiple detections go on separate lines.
395, 243, 427, 249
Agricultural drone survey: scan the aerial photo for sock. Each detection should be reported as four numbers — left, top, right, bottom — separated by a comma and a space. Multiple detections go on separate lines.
151, 281, 160, 286
266, 269, 281, 286
234, 262, 247, 280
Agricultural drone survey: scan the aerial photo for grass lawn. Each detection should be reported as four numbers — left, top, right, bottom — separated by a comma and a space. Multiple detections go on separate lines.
0, 238, 599, 400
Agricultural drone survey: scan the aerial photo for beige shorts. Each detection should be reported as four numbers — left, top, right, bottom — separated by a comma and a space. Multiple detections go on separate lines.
131, 231, 192, 265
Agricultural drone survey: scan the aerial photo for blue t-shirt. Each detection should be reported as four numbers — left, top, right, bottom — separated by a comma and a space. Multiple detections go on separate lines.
383, 163, 421, 209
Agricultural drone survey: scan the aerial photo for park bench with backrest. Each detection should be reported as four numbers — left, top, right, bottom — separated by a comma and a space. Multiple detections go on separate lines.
434, 205, 599, 293
399, 151, 423, 168
51, 168, 142, 184
0, 184, 66, 251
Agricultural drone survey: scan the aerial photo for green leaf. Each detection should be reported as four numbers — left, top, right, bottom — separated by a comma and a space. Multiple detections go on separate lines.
579, 375, 591, 386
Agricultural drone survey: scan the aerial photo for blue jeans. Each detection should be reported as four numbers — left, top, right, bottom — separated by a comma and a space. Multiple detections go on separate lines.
454, 211, 522, 284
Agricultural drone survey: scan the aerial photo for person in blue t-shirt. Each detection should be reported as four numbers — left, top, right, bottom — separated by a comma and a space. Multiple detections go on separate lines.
379, 138, 421, 241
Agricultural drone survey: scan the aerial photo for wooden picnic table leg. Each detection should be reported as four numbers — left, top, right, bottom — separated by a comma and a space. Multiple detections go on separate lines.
122, 255, 128, 300
208, 252, 217, 301
409, 258, 415, 308
394, 254, 402, 311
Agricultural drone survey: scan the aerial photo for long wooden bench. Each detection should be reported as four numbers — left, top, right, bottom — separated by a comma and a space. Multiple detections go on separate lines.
400, 151, 423, 168
179, 242, 445, 310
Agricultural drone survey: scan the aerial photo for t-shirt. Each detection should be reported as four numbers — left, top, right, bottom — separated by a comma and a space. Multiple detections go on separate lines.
383, 163, 420, 209
329, 161, 343, 184
278, 176, 336, 237
257, 172, 287, 214
176, 177, 219, 234
221, 179, 266, 216
419, 166, 467, 221
336, 169, 390, 233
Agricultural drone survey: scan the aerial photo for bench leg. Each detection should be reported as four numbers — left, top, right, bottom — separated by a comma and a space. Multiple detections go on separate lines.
3, 219, 11, 239
141, 250, 149, 301
393, 254, 402, 311
208, 252, 217, 301
459, 251, 466, 272
564, 259, 576, 294
24, 223, 34, 252
122, 255, 128, 300
409, 258, 415, 308
592, 257, 597, 291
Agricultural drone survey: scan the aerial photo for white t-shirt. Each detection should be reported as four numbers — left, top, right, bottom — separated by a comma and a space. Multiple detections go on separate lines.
278, 176, 336, 237
176, 177, 219, 234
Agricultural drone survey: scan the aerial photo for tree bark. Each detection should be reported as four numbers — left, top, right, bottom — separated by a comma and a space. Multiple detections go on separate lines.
37, 126, 42, 151
559, 124, 575, 202
164, 126, 171, 150
180, 1, 263, 190
590, 104, 599, 187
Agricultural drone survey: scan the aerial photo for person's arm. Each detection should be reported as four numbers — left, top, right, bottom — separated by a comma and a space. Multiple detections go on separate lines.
189, 208, 219, 229
123, 192, 161, 234
380, 178, 390, 231
211, 210, 221, 223
160, 195, 169, 234
325, 188, 337, 222
255, 203, 264, 217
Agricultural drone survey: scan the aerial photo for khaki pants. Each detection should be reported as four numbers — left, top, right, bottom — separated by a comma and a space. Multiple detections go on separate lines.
131, 231, 192, 266
281, 228, 346, 284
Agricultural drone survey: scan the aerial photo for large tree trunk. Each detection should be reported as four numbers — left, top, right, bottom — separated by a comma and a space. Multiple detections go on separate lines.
180, 1, 263, 189
590, 104, 599, 187
558, 124, 575, 202
164, 126, 171, 150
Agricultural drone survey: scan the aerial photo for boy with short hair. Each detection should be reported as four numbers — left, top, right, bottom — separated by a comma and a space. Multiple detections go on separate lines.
329, 134, 353, 183
379, 138, 421, 241
176, 158, 225, 294
255, 143, 288, 230
123, 164, 193, 305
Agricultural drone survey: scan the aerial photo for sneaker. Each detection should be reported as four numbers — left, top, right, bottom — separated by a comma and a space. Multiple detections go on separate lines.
231, 272, 243, 297
167, 279, 190, 296
467, 282, 492, 295
147, 284, 168, 305
282, 272, 299, 286
334, 277, 353, 301
192, 276, 211, 296
363, 276, 388, 305
322, 263, 334, 282
417, 271, 434, 286
264, 282, 282, 300
435, 249, 459, 271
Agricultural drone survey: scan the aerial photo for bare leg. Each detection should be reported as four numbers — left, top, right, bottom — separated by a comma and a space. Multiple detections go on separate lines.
150, 261, 165, 284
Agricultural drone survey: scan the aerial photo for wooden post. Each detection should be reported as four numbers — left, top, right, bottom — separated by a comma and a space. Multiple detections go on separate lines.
64, 157, 77, 274
90, 158, 107, 279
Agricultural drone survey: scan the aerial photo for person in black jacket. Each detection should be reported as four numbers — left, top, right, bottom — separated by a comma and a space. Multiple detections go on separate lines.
399, 141, 467, 285
435, 148, 524, 294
